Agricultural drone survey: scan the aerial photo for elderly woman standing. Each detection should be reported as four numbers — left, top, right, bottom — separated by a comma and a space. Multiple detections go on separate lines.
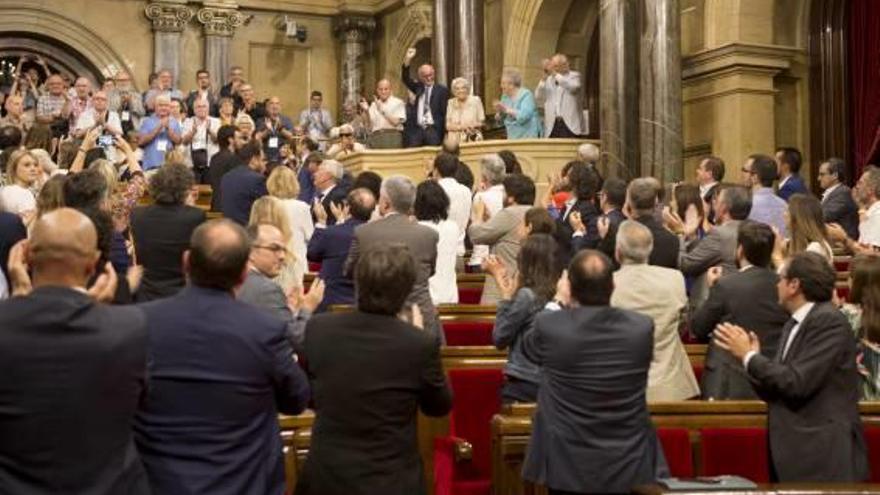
495, 68, 542, 139
445, 77, 485, 144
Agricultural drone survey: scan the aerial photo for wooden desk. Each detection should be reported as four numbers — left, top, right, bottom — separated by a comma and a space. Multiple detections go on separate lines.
633, 483, 880, 495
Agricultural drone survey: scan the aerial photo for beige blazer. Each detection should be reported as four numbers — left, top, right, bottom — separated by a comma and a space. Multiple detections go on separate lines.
611, 263, 699, 401
468, 204, 530, 305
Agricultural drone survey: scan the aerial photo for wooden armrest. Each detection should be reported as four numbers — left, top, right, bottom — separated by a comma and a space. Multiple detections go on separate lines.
453, 437, 473, 462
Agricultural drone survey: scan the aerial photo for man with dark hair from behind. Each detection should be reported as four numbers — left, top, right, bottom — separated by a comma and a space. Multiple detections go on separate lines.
573, 176, 626, 263
0, 208, 150, 494
220, 140, 268, 225
297, 242, 452, 495
626, 177, 679, 268
207, 124, 240, 211
308, 188, 377, 311
715, 252, 868, 482
134, 219, 310, 494
744, 153, 788, 236
434, 151, 473, 260
521, 249, 669, 494
0, 125, 23, 172
691, 221, 789, 400
775, 146, 808, 201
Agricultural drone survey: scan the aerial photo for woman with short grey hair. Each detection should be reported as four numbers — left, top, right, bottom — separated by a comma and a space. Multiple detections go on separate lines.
446, 77, 486, 144
494, 68, 542, 139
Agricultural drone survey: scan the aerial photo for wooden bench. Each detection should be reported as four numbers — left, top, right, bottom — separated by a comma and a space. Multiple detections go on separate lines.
490, 401, 880, 495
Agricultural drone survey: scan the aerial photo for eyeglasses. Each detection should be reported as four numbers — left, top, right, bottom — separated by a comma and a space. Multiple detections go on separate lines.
253, 243, 287, 254
339, 133, 353, 137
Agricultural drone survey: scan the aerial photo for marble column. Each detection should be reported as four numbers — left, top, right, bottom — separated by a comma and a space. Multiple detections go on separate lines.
450, 0, 484, 97
144, 0, 193, 83
599, 0, 640, 180
639, 0, 682, 182
333, 15, 376, 107
197, 5, 245, 90
432, 0, 450, 86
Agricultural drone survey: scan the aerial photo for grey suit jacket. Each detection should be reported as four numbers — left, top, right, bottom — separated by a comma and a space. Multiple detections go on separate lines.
679, 220, 741, 307
521, 306, 669, 492
468, 204, 530, 305
237, 268, 309, 351
822, 184, 859, 240
748, 302, 868, 482
344, 214, 442, 343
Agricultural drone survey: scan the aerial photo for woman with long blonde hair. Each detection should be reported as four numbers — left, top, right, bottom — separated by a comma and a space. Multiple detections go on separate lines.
772, 193, 833, 268
266, 166, 314, 288
248, 196, 298, 291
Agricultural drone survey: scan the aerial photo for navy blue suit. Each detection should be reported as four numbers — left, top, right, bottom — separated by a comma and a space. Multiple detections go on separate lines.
297, 165, 315, 204
220, 165, 268, 225
307, 218, 363, 312
401, 64, 449, 146
0, 211, 26, 283
134, 286, 310, 495
778, 175, 809, 201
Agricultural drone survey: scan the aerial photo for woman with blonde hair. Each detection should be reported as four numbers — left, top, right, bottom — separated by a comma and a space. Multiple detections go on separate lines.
234, 113, 255, 137
267, 166, 314, 288
772, 193, 833, 267
0, 149, 40, 221
248, 195, 300, 292
446, 77, 485, 143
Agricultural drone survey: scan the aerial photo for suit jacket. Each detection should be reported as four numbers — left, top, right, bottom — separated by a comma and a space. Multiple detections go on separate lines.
307, 219, 362, 312
823, 184, 860, 239
401, 64, 449, 137
556, 199, 600, 265
777, 174, 808, 201
594, 208, 626, 265
747, 302, 868, 482
636, 214, 680, 269
314, 183, 349, 226
0, 287, 149, 494
521, 305, 669, 492
237, 268, 309, 351
131, 204, 205, 302
207, 149, 240, 211
468, 204, 531, 304
220, 165, 268, 225
611, 264, 700, 401
184, 90, 218, 117
296, 311, 452, 495
535, 71, 585, 136
690, 266, 788, 399
134, 286, 310, 495
0, 211, 26, 283
344, 214, 442, 343
679, 219, 741, 307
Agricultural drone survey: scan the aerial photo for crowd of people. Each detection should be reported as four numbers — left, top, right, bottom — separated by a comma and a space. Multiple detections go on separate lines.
2, 51, 880, 494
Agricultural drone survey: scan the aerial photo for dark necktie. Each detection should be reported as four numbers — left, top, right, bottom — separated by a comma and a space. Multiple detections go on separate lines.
775, 317, 798, 362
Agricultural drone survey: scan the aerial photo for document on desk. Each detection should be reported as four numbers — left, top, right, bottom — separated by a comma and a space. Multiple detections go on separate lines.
658, 475, 758, 491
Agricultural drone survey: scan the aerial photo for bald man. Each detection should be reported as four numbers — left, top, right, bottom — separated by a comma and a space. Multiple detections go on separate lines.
536, 53, 585, 138
0, 208, 150, 494
402, 46, 449, 147
363, 79, 407, 149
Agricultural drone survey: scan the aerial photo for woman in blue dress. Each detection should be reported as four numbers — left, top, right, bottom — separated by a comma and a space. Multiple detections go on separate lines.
494, 68, 542, 139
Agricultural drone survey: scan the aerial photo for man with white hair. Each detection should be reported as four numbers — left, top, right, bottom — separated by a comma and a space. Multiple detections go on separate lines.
144, 69, 183, 113
137, 94, 182, 171
68, 77, 93, 131
536, 54, 584, 138
610, 220, 700, 401
311, 159, 349, 226
326, 123, 366, 158
468, 154, 507, 268
73, 90, 122, 139
576, 143, 600, 165
362, 78, 407, 149
344, 175, 443, 343
402, 46, 449, 147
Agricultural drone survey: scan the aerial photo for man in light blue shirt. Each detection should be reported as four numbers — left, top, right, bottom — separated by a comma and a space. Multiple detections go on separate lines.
743, 154, 788, 238
138, 94, 182, 171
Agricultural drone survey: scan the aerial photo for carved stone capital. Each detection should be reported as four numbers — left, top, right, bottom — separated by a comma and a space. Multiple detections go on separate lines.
144, 2, 193, 32
197, 7, 245, 37
333, 15, 376, 41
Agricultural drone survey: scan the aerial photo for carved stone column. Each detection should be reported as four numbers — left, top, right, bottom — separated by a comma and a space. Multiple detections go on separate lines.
639, 0, 682, 181
197, 5, 245, 90
144, 0, 193, 83
450, 0, 484, 97
432, 0, 450, 86
599, 0, 640, 179
333, 15, 376, 107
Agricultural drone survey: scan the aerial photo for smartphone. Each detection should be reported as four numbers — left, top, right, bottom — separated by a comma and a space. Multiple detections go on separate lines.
98, 135, 114, 148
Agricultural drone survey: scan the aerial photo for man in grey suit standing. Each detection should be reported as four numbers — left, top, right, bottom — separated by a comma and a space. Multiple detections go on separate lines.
344, 175, 442, 343
521, 250, 668, 494
237, 224, 325, 351
715, 252, 868, 482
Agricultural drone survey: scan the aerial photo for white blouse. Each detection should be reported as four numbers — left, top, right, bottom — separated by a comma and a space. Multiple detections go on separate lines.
420, 219, 460, 305
277, 198, 315, 290
0, 184, 36, 216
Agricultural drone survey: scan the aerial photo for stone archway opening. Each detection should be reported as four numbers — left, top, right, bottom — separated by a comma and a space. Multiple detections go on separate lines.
0, 32, 107, 91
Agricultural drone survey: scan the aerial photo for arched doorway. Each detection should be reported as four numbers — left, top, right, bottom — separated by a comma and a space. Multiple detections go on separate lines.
0, 33, 107, 91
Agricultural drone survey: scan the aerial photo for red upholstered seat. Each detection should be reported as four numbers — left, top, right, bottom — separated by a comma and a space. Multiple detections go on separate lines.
837, 286, 851, 303
442, 321, 494, 346
458, 286, 484, 305
657, 428, 694, 478
434, 368, 504, 495
699, 428, 769, 482
864, 427, 880, 482
691, 362, 704, 384
307, 262, 321, 273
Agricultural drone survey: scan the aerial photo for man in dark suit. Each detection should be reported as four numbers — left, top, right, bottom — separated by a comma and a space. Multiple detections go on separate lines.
575, 177, 626, 265
819, 157, 859, 239
0, 210, 26, 285
238, 224, 325, 351
0, 208, 150, 494
308, 188, 376, 311
297, 242, 452, 495
221, 140, 268, 225
627, 177, 679, 268
775, 147, 809, 201
344, 175, 442, 343
696, 156, 725, 224
310, 159, 349, 226
555, 162, 601, 264
521, 250, 668, 494
401, 46, 449, 147
715, 252, 869, 482
691, 221, 789, 399
134, 219, 310, 494
208, 125, 241, 211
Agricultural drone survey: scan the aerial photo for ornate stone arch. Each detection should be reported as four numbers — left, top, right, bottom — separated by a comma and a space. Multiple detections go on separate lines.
0, 1, 139, 89
503, 0, 544, 71
386, 1, 433, 78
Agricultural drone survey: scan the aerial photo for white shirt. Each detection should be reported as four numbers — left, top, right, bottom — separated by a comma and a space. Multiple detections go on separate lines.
419, 219, 459, 304
778, 174, 792, 191
699, 181, 718, 198
184, 116, 221, 163
75, 109, 123, 136
743, 302, 815, 369
821, 182, 841, 203
534, 71, 584, 136
417, 85, 435, 127
438, 177, 473, 256
468, 184, 505, 265
326, 142, 366, 159
0, 185, 36, 215
859, 201, 880, 247
278, 198, 314, 284
368, 97, 406, 132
